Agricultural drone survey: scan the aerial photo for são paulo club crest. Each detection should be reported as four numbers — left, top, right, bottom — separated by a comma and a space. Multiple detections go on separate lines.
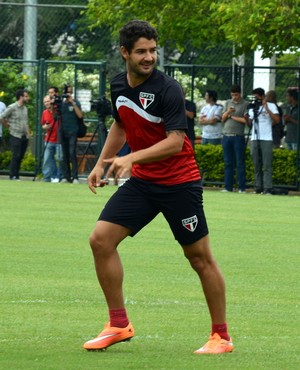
182, 215, 198, 232
139, 92, 155, 109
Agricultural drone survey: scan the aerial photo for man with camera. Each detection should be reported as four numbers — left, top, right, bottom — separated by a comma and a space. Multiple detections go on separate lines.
41, 94, 62, 182
60, 85, 83, 184
248, 87, 280, 195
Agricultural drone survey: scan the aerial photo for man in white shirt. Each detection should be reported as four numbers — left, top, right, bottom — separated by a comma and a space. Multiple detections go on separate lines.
248, 88, 280, 194
199, 90, 223, 145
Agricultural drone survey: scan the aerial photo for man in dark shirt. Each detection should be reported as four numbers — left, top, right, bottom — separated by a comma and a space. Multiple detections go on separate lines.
60, 85, 83, 183
185, 96, 197, 148
284, 89, 298, 150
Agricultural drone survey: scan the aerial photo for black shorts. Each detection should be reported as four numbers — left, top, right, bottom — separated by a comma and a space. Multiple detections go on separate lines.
98, 177, 209, 245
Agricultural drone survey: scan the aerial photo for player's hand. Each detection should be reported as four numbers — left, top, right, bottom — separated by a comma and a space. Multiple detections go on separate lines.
87, 166, 105, 194
104, 155, 133, 181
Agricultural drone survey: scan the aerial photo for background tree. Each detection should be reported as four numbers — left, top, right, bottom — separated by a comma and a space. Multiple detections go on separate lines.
85, 0, 300, 59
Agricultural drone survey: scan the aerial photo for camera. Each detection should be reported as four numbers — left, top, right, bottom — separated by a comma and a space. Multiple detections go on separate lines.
90, 95, 112, 118
50, 94, 62, 105
50, 94, 62, 116
247, 98, 262, 111
61, 84, 70, 100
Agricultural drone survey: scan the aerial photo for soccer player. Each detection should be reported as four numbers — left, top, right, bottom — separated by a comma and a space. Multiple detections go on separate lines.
84, 20, 234, 355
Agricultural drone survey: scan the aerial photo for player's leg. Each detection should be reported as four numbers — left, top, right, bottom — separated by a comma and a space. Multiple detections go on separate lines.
83, 220, 134, 350
84, 178, 158, 350
89, 220, 131, 309
161, 181, 233, 354
181, 237, 234, 354
181, 235, 226, 325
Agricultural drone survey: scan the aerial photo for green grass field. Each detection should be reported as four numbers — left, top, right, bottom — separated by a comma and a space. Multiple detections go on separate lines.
1, 179, 299, 370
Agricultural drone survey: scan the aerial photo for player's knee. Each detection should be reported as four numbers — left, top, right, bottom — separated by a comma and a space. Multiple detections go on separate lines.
89, 229, 115, 257
186, 254, 215, 273
89, 232, 98, 250
89, 230, 105, 252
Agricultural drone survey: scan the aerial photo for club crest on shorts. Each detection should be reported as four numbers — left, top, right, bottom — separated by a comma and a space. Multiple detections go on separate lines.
182, 215, 198, 232
139, 92, 155, 109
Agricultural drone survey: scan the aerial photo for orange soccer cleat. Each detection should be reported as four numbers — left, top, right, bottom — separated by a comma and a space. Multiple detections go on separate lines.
83, 322, 135, 351
193, 333, 234, 354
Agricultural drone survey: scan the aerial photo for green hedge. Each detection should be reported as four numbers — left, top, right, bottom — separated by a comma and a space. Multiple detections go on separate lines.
0, 145, 298, 186
0, 151, 35, 172
194, 144, 298, 186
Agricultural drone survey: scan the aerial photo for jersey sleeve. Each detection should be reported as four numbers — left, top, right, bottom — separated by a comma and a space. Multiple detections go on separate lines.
162, 82, 187, 132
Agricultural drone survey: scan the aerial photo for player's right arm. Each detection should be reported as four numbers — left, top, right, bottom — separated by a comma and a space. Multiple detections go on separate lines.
87, 120, 126, 194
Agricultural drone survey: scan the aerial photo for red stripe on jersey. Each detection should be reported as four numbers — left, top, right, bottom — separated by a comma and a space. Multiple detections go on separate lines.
117, 97, 200, 185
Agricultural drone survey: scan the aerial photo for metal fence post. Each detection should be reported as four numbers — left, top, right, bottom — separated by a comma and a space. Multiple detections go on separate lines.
34, 58, 45, 176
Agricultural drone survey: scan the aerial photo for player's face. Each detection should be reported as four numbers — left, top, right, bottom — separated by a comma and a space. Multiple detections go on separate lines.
122, 38, 157, 79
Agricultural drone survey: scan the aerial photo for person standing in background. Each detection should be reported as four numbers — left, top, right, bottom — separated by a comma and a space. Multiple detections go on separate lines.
248, 88, 280, 195
0, 89, 30, 180
199, 90, 223, 145
60, 85, 83, 184
0, 98, 6, 148
185, 95, 197, 148
284, 89, 298, 151
265, 90, 283, 149
41, 95, 62, 182
221, 84, 248, 193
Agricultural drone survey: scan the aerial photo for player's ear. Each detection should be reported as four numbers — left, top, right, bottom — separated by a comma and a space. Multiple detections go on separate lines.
120, 46, 129, 61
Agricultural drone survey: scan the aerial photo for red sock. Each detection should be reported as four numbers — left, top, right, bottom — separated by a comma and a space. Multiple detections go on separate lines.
212, 323, 230, 341
109, 308, 129, 328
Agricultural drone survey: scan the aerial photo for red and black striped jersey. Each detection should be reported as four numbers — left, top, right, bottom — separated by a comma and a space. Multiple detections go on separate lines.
110, 69, 201, 185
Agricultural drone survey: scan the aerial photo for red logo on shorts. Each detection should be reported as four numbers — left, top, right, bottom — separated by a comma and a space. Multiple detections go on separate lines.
182, 215, 198, 232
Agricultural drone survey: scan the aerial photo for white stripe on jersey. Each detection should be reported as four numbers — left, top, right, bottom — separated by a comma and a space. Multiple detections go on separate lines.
116, 95, 162, 124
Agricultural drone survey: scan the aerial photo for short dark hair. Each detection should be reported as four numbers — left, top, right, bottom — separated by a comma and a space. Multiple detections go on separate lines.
119, 20, 158, 53
49, 86, 59, 94
230, 84, 241, 93
15, 89, 28, 100
206, 89, 218, 103
287, 88, 298, 101
252, 87, 265, 97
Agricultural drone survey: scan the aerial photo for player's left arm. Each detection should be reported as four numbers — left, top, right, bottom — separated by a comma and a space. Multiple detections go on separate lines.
105, 129, 185, 179
132, 129, 185, 162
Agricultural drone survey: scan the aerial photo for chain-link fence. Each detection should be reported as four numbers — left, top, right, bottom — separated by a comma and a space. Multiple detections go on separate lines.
1, 1, 299, 188
0, 58, 108, 178
165, 64, 300, 189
